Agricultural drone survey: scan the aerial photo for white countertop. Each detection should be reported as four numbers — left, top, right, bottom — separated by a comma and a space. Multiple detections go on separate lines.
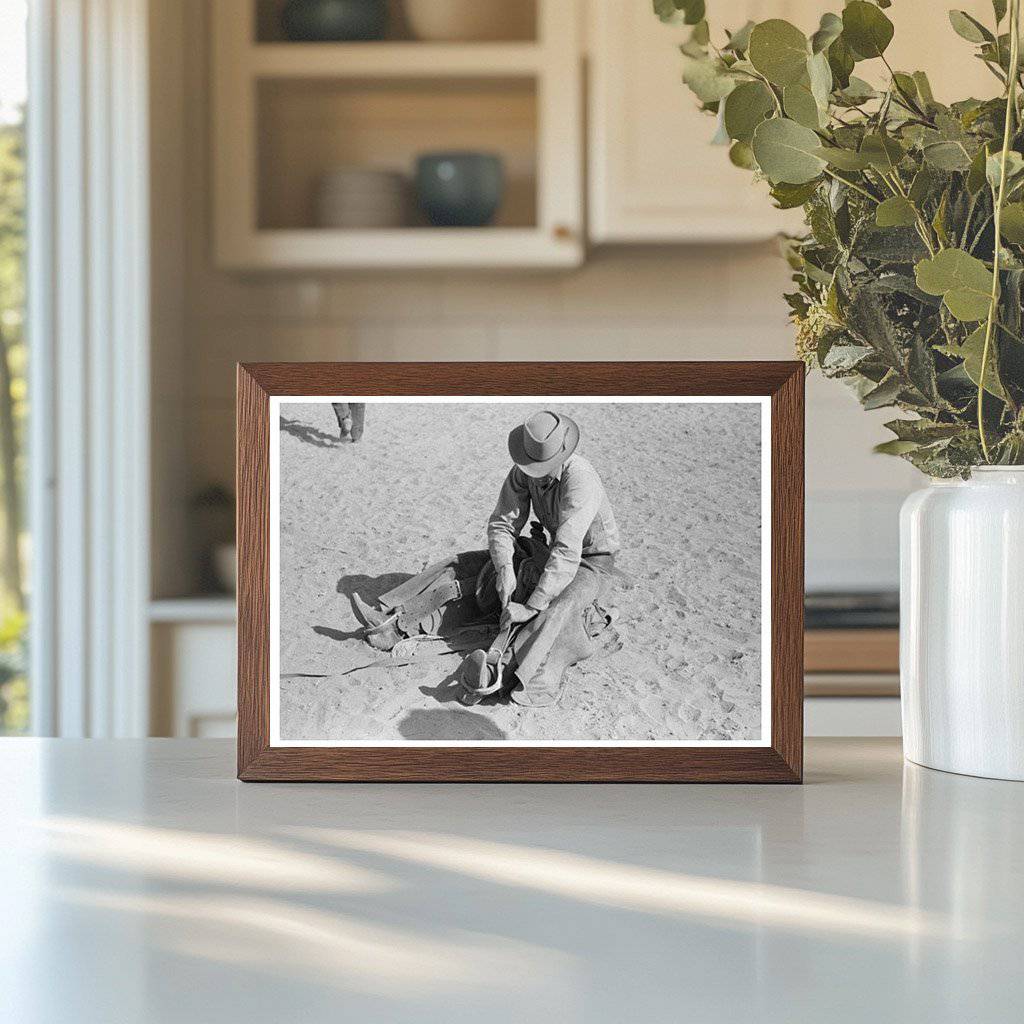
1, 738, 1021, 1023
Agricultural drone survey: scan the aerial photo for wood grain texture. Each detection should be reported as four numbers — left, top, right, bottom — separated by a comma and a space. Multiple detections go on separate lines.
236, 366, 270, 777
237, 361, 805, 783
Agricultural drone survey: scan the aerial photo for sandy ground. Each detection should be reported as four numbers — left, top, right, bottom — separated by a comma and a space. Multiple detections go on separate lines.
277, 400, 763, 742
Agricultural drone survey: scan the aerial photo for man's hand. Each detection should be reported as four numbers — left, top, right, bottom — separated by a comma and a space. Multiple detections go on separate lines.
496, 566, 517, 608
501, 601, 539, 628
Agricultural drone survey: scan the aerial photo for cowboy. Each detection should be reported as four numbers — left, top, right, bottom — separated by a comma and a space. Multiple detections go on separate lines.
486, 410, 621, 706
353, 410, 620, 707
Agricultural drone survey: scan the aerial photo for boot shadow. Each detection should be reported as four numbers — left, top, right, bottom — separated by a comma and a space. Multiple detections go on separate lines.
336, 571, 414, 626
279, 416, 342, 449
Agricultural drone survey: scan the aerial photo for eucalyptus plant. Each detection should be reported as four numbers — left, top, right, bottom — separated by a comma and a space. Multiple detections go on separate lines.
659, 0, 1024, 475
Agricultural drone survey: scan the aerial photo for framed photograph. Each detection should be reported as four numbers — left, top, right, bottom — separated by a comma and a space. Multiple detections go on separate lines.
237, 362, 804, 782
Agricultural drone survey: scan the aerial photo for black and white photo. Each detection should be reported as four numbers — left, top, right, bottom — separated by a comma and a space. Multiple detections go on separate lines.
270, 397, 771, 746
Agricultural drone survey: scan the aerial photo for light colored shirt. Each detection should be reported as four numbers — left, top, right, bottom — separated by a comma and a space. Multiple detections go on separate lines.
487, 453, 621, 611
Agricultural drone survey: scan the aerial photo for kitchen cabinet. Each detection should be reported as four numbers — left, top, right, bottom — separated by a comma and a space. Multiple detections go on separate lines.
212, 0, 583, 269
587, 1, 812, 243
587, 0, 999, 244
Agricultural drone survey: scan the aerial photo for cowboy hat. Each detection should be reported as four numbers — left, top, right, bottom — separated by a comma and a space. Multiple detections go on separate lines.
508, 411, 580, 478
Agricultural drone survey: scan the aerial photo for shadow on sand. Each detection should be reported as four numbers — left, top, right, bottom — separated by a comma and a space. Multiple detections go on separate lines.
336, 572, 413, 605
312, 625, 366, 642
398, 708, 507, 741
331, 571, 413, 630
279, 416, 340, 449
419, 668, 509, 708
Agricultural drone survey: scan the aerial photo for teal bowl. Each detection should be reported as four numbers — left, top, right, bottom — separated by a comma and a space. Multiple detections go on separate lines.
415, 152, 505, 228
281, 0, 388, 42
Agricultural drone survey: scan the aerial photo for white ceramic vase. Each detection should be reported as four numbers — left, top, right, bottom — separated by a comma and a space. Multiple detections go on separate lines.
900, 467, 1024, 780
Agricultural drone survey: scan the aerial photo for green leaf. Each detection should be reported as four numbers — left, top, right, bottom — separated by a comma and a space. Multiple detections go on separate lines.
860, 133, 905, 173
748, 19, 810, 87
923, 140, 973, 171
958, 324, 1007, 398
681, 55, 737, 103
783, 83, 822, 128
770, 179, 820, 209
993, 0, 1008, 24
814, 146, 872, 170
723, 81, 775, 143
948, 10, 993, 44
909, 165, 936, 205
827, 35, 855, 89
967, 143, 993, 193
892, 72, 919, 102
682, 0, 705, 25
710, 107, 731, 145
810, 12, 843, 54
653, 0, 676, 23
875, 196, 918, 228
1000, 202, 1024, 242
932, 190, 950, 247
862, 375, 902, 409
874, 439, 922, 456
915, 249, 994, 321
986, 150, 1024, 190
728, 140, 758, 169
654, 0, 705, 25
807, 51, 833, 110
856, 226, 929, 263
885, 419, 964, 443
842, 1, 894, 60
724, 20, 755, 53
752, 117, 827, 184
912, 71, 935, 105
689, 20, 710, 46
836, 75, 877, 104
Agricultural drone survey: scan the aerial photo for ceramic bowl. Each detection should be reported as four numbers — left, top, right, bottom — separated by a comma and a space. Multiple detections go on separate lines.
403, 0, 534, 42
280, 0, 388, 42
314, 168, 409, 228
415, 152, 504, 227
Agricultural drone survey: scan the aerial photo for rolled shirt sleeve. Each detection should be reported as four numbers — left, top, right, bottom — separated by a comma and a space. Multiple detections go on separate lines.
487, 468, 530, 575
525, 467, 603, 612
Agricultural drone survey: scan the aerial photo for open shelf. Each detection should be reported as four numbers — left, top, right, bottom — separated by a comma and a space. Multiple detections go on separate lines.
254, 0, 538, 45
213, 0, 581, 268
257, 76, 537, 232
222, 227, 578, 269
249, 42, 544, 78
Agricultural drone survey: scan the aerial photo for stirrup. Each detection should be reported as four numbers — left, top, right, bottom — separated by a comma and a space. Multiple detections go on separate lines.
457, 618, 519, 704
458, 649, 505, 705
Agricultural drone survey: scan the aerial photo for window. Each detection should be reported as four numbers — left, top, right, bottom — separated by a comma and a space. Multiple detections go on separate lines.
0, 0, 28, 734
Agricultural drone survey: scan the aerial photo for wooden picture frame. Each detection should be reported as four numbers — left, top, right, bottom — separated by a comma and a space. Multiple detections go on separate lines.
237, 362, 804, 782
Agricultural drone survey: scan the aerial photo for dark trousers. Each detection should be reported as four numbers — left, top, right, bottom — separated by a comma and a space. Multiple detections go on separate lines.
332, 402, 366, 441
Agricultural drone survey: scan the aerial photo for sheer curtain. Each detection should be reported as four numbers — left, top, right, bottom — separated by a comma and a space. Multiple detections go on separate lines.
28, 0, 150, 737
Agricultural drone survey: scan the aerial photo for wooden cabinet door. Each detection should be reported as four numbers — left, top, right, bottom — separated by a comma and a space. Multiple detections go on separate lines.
587, 1, 1001, 244
588, 1, 814, 243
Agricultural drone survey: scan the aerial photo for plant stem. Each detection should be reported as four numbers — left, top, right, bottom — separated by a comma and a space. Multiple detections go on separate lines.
979, 0, 1021, 463
821, 167, 879, 203
880, 54, 930, 120
996, 317, 1024, 344
750, 69, 783, 116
